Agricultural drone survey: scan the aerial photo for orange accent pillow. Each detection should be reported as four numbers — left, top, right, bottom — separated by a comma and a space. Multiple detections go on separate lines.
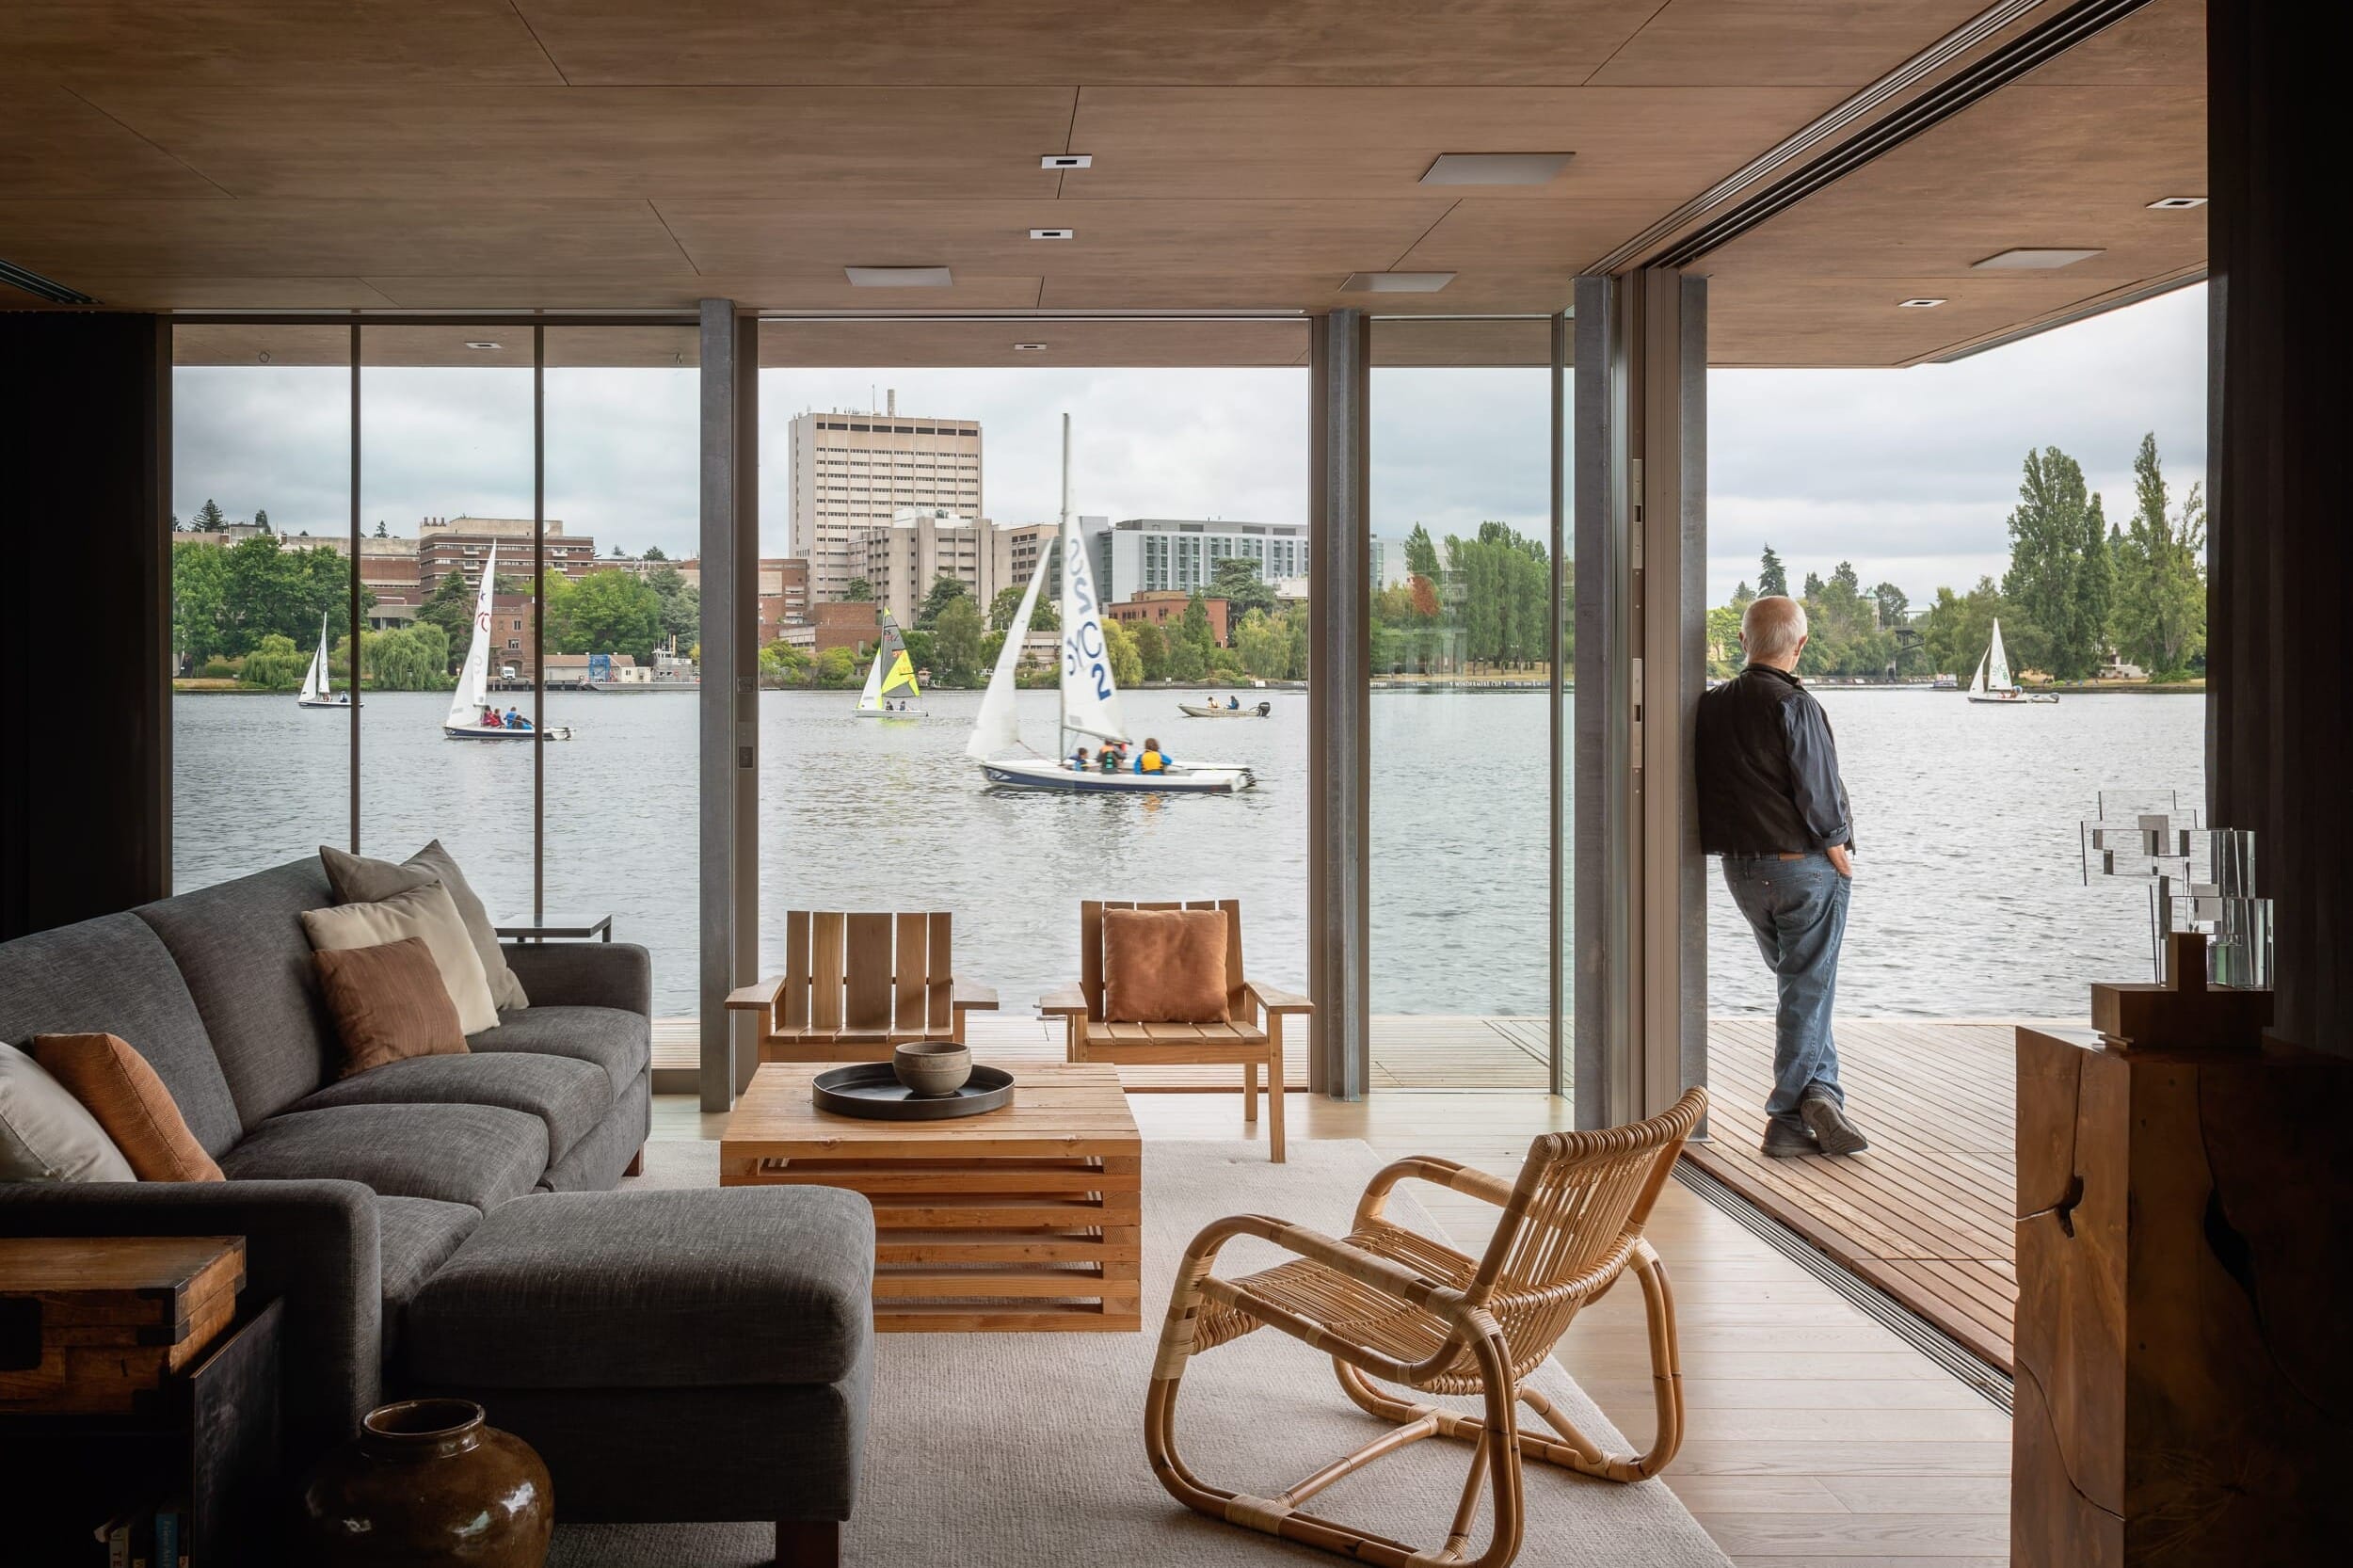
312, 936, 471, 1080
30, 1032, 225, 1183
1102, 907, 1230, 1024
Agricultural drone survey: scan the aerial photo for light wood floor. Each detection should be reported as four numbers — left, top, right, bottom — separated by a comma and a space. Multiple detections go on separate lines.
651, 1065, 2012, 1566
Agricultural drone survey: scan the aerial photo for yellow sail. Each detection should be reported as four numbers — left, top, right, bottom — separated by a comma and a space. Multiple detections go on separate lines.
880, 648, 920, 697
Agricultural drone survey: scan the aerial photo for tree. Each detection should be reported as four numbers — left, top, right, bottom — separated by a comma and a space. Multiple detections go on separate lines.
240, 632, 308, 689
195, 499, 227, 531
1757, 545, 1788, 599
902, 627, 936, 674
608, 544, 623, 556
374, 520, 388, 538
1133, 621, 1172, 681
252, 508, 272, 534
2001, 445, 2105, 680
988, 583, 1060, 633
364, 624, 452, 690
2072, 493, 2113, 673
1801, 569, 1825, 600
415, 571, 479, 667
1403, 523, 1440, 579
543, 568, 664, 664
1210, 556, 1277, 620
759, 640, 812, 688
1101, 618, 1144, 690
1179, 591, 1217, 655
646, 564, 698, 649
1705, 603, 1747, 680
930, 595, 984, 680
170, 540, 230, 666
843, 577, 874, 602
2110, 433, 2206, 677
1733, 581, 1754, 606
644, 546, 666, 561
916, 572, 968, 629
1234, 608, 1290, 679
1871, 582, 1910, 628
812, 646, 858, 688
1919, 578, 2008, 683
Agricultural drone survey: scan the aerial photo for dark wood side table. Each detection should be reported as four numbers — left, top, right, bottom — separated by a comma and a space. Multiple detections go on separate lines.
0, 1236, 283, 1564
496, 914, 613, 943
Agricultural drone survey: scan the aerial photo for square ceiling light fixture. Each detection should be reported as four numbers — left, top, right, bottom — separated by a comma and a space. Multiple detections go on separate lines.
1897, 297, 1946, 308
2147, 196, 2207, 209
844, 265, 953, 287
1419, 152, 1573, 185
1340, 271, 1456, 293
1029, 228, 1074, 240
1972, 248, 2105, 270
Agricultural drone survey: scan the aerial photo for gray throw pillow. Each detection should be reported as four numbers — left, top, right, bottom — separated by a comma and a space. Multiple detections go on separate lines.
0, 1040, 136, 1182
321, 840, 528, 1012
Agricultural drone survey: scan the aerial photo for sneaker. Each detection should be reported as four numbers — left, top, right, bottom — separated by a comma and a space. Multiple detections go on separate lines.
1801, 1092, 1869, 1156
1760, 1117, 1816, 1159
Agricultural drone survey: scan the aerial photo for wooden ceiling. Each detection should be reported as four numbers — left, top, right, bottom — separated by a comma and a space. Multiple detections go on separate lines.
3, 0, 2204, 367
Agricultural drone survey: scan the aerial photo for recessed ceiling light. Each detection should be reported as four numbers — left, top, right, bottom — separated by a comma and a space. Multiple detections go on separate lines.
2147, 196, 2207, 210
1040, 153, 1092, 169
1418, 152, 1573, 186
1972, 248, 2105, 270
1029, 228, 1074, 241
844, 266, 953, 288
1013, 343, 1048, 352
1339, 271, 1456, 294
463, 340, 503, 350
1897, 297, 1947, 308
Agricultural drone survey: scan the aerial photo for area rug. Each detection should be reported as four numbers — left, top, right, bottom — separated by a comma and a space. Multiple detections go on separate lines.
548, 1138, 1729, 1567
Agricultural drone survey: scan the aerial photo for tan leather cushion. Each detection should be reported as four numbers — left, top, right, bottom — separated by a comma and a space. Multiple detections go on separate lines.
321, 840, 529, 1012
1102, 908, 1229, 1024
312, 936, 470, 1079
302, 880, 500, 1034
30, 1032, 225, 1183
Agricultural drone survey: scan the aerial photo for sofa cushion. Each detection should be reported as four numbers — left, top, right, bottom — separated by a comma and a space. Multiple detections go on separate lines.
288, 1052, 613, 1166
221, 1103, 548, 1209
302, 883, 499, 1036
0, 911, 243, 1160
404, 1187, 875, 1389
466, 1006, 648, 1099
323, 840, 530, 1013
135, 861, 342, 1132
31, 1032, 224, 1182
376, 1194, 481, 1364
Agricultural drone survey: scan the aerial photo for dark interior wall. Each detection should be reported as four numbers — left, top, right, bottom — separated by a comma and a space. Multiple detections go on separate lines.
0, 312, 171, 939
2207, 3, 2353, 1057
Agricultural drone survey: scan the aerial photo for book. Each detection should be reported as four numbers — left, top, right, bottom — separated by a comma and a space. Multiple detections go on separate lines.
92, 1510, 135, 1568
152, 1508, 183, 1568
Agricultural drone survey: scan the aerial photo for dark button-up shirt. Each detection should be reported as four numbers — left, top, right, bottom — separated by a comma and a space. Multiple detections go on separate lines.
1694, 664, 1855, 856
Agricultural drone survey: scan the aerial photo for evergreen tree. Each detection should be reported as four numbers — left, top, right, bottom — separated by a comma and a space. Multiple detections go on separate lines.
1757, 545, 1788, 598
375, 520, 389, 538
916, 572, 968, 629
1801, 570, 1825, 600
644, 546, 666, 561
1132, 621, 1172, 681
195, 499, 227, 531
1179, 590, 1217, 655
1403, 523, 1440, 580
253, 508, 271, 534
1210, 555, 1276, 619
2000, 445, 2102, 679
1732, 581, 1754, 605
1832, 560, 1860, 596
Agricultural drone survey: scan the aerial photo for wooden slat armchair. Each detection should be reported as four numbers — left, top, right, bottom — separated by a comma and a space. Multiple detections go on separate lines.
1040, 899, 1308, 1162
1144, 1086, 1706, 1568
725, 910, 998, 1063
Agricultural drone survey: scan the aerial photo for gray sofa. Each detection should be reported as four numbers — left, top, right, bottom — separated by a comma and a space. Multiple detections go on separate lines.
0, 857, 872, 1558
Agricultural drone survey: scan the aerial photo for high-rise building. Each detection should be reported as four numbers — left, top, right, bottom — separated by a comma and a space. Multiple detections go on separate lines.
848, 508, 1000, 629
789, 407, 982, 601
1088, 518, 1309, 603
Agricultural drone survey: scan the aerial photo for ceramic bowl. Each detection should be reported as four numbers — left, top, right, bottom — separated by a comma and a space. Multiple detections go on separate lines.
893, 1041, 972, 1097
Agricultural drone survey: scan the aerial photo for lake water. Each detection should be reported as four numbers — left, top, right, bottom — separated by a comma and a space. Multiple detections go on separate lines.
173, 687, 2204, 1028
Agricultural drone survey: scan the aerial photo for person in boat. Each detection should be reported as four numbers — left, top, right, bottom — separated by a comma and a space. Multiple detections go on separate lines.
1695, 594, 1867, 1161
504, 707, 532, 731
479, 705, 502, 728
1225, 695, 1240, 710
1098, 744, 1124, 774
1069, 745, 1091, 772
1137, 738, 1169, 774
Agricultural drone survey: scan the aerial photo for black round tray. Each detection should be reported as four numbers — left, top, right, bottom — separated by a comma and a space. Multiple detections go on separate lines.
810, 1063, 1015, 1120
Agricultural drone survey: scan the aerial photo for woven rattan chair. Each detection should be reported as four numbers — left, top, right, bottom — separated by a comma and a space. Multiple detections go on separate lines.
1144, 1086, 1706, 1568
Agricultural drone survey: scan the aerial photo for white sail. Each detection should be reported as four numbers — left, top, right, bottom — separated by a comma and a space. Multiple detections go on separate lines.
300, 612, 330, 702
966, 550, 1050, 760
1986, 618, 2014, 692
856, 633, 889, 711
443, 543, 498, 730
1057, 464, 1128, 744
1970, 648, 1990, 695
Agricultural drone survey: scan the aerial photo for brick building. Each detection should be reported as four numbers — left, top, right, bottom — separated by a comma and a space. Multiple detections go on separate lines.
1109, 589, 1230, 647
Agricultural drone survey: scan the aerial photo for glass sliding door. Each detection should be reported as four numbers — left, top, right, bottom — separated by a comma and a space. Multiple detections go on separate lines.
168, 325, 358, 890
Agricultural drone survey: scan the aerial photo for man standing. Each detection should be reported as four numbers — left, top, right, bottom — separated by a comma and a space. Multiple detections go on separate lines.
1695, 596, 1869, 1159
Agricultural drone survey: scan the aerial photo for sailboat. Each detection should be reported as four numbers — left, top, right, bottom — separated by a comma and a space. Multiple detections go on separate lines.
853, 612, 924, 717
442, 543, 573, 741
1965, 618, 2058, 705
296, 612, 351, 708
965, 415, 1254, 793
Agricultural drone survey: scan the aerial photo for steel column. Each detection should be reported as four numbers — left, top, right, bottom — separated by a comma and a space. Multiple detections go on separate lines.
1548, 311, 1570, 1099
698, 300, 754, 1110
1308, 310, 1370, 1099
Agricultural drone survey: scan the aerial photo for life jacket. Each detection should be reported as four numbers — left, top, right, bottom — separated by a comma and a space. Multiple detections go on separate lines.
1139, 750, 1166, 773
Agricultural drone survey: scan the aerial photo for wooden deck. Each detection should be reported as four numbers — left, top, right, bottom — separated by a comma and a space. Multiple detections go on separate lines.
655, 1011, 2026, 1368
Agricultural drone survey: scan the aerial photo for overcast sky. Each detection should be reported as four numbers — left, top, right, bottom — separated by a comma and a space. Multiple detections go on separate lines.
173, 283, 2205, 611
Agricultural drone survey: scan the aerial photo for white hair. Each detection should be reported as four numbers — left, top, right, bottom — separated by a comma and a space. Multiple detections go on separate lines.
1741, 595, 1809, 662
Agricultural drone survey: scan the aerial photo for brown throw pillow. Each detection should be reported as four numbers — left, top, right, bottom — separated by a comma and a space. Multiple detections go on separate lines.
30, 1033, 224, 1183
1102, 907, 1230, 1024
313, 937, 470, 1079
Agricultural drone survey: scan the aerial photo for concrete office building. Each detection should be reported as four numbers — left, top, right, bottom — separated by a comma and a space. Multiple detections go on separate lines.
847, 508, 999, 630
789, 405, 982, 602
1087, 518, 1308, 603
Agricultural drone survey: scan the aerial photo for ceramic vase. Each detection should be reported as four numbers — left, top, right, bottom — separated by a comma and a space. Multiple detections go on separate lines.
301, 1398, 552, 1567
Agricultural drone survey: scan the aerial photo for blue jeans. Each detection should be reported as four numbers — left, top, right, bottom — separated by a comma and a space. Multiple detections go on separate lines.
1721, 852, 1849, 1127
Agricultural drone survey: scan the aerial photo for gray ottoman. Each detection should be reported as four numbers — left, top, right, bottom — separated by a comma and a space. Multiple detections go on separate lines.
402, 1186, 875, 1567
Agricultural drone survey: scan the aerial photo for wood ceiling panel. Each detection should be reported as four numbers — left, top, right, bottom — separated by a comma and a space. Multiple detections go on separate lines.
1064, 87, 1849, 202
2021, 0, 2202, 87
171, 324, 353, 367
1705, 272, 2181, 367
1036, 270, 1579, 315
77, 88, 1078, 200
1370, 316, 1561, 367
0, 200, 688, 283
653, 199, 1451, 283
1394, 198, 1693, 272
70, 277, 399, 309
513, 0, 1668, 88
1589, 0, 1997, 87
757, 318, 1310, 369
362, 274, 1048, 312
0, 83, 224, 199
10, 2, 559, 89
172, 325, 701, 370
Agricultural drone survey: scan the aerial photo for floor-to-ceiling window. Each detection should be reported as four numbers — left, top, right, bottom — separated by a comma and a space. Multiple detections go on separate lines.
1367, 316, 1569, 1091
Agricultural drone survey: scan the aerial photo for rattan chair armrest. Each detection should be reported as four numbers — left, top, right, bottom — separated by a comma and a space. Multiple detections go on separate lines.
951, 981, 999, 1013
1243, 980, 1314, 1015
1194, 1213, 1465, 1318
1356, 1156, 1518, 1229
1039, 984, 1090, 1016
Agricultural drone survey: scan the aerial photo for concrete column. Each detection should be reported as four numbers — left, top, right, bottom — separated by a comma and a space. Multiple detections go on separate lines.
698, 300, 760, 1110
1308, 310, 1370, 1098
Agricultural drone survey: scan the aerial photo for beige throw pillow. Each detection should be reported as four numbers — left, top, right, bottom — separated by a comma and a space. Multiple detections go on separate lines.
321, 840, 528, 1012
302, 881, 501, 1035
1, 1041, 136, 1182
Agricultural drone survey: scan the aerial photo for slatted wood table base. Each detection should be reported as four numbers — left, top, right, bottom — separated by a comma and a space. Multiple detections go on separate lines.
719, 1062, 1143, 1333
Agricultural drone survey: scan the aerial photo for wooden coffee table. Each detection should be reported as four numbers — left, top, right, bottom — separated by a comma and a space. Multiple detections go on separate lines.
718, 1061, 1142, 1333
